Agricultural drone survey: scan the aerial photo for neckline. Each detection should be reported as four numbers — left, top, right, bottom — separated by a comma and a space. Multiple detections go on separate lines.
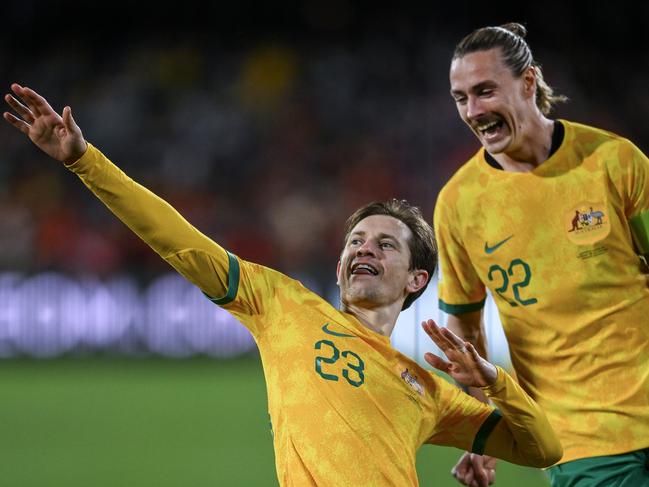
342, 311, 394, 344
483, 119, 565, 171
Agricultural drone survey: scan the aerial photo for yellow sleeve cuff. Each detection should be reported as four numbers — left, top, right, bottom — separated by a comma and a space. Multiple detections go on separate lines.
480, 365, 506, 396
64, 143, 94, 171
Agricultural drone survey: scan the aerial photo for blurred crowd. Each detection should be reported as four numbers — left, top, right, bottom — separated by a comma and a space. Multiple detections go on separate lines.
1, 2, 648, 294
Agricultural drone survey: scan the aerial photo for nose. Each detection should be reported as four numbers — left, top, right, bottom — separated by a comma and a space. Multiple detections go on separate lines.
356, 240, 376, 256
466, 95, 485, 120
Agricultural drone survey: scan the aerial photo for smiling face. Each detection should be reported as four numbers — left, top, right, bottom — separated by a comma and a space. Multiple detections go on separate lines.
450, 48, 537, 156
337, 214, 424, 310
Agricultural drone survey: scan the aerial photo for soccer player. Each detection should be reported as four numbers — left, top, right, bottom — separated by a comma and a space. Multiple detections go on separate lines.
435, 22, 649, 487
4, 83, 561, 487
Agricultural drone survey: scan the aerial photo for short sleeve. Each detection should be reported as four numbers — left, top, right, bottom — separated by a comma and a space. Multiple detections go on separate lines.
434, 189, 486, 314
621, 140, 649, 216
618, 141, 649, 254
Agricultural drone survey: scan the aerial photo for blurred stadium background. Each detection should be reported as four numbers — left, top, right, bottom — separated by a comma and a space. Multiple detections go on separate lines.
1, 1, 647, 485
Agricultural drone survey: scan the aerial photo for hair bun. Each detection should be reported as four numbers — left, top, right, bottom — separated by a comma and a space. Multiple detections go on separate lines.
500, 22, 527, 38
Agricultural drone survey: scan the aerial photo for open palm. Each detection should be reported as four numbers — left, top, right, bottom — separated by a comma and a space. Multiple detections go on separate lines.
4, 83, 86, 164
422, 319, 497, 388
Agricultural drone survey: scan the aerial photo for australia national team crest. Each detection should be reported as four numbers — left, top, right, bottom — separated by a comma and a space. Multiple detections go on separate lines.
400, 368, 425, 396
565, 202, 610, 245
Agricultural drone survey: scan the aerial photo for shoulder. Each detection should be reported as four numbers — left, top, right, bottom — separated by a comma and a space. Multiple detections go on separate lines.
436, 150, 487, 222
563, 119, 638, 151
562, 120, 647, 171
240, 258, 326, 303
438, 151, 484, 201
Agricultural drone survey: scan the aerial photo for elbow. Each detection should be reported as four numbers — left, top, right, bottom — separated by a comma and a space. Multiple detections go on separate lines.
545, 440, 564, 467
527, 439, 563, 468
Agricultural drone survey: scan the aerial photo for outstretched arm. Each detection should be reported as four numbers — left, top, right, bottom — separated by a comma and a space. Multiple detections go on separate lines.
422, 320, 562, 474
4, 84, 232, 300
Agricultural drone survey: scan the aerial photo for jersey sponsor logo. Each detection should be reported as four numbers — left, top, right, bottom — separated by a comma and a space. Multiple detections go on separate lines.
321, 322, 356, 338
565, 202, 610, 245
400, 368, 424, 396
484, 235, 514, 254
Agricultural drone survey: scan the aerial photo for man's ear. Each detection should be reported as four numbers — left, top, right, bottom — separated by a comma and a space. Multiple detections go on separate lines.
522, 65, 537, 99
406, 270, 429, 294
336, 260, 342, 285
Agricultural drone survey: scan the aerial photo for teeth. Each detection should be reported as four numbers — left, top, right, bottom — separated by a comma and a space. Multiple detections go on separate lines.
352, 264, 378, 275
478, 120, 499, 131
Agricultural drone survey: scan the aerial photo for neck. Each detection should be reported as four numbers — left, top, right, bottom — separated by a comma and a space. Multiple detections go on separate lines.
341, 302, 402, 336
493, 115, 554, 172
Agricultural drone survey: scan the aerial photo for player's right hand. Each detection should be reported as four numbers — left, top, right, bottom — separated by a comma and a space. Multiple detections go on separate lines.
422, 319, 498, 388
451, 452, 497, 487
4, 83, 87, 165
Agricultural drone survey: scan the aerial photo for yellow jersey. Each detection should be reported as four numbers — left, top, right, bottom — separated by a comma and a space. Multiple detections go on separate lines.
67, 144, 561, 484
435, 120, 649, 463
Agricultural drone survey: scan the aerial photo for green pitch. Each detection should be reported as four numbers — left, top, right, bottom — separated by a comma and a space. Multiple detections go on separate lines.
0, 357, 550, 487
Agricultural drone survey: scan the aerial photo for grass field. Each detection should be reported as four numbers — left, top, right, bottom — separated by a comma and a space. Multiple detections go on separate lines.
0, 357, 550, 486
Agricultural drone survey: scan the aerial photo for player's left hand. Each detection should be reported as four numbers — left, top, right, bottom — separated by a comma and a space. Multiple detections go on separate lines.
421, 319, 497, 388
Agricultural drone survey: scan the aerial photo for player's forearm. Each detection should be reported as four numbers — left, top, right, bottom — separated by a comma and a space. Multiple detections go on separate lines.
65, 144, 229, 293
447, 312, 489, 401
482, 367, 562, 467
446, 311, 486, 357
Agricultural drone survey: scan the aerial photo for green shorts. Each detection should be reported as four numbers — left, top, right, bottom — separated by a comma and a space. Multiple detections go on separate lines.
547, 449, 649, 487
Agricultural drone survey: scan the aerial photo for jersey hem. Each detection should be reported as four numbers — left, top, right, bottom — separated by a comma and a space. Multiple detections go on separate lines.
555, 441, 649, 465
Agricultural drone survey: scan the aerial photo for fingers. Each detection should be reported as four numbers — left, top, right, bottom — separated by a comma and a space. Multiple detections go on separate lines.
62, 106, 73, 130
3, 111, 31, 135
487, 468, 496, 485
474, 469, 489, 487
422, 319, 469, 356
422, 319, 454, 352
62, 106, 81, 137
440, 325, 469, 349
10, 83, 40, 116
466, 342, 481, 360
465, 342, 498, 385
423, 352, 450, 373
452, 453, 496, 487
12, 84, 55, 117
451, 452, 473, 486
470, 454, 494, 487
4, 93, 35, 123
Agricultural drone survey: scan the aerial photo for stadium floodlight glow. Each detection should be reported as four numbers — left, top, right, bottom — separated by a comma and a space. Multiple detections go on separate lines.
0, 271, 258, 358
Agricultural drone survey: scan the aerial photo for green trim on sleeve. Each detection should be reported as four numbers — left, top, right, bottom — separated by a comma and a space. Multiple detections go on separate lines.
438, 298, 485, 314
471, 409, 502, 455
203, 251, 240, 305
630, 211, 649, 255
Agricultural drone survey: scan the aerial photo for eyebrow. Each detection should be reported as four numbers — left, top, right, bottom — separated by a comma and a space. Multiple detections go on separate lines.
451, 80, 497, 97
350, 231, 402, 248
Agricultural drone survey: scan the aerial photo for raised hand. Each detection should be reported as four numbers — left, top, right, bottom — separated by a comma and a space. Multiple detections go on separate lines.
4, 83, 87, 165
421, 319, 497, 388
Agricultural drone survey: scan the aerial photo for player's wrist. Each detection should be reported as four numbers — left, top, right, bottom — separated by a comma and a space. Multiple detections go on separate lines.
63, 140, 89, 167
482, 362, 498, 386
480, 365, 504, 393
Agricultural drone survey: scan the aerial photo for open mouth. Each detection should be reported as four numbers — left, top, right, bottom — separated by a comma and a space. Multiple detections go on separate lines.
351, 263, 379, 276
476, 118, 505, 139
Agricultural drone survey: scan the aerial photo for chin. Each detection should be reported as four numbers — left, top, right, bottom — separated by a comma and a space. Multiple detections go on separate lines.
344, 287, 380, 306
483, 139, 511, 155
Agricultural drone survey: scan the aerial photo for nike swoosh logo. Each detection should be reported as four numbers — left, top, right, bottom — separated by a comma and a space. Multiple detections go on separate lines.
484, 235, 514, 254
322, 323, 356, 338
